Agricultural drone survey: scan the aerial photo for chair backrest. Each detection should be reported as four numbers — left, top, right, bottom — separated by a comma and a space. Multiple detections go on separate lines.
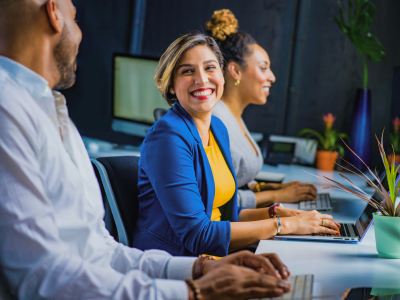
154, 108, 168, 121
92, 156, 140, 246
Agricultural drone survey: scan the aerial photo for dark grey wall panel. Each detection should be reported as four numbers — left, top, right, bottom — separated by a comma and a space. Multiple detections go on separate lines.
283, 0, 400, 167
64, 0, 400, 168
63, 0, 134, 131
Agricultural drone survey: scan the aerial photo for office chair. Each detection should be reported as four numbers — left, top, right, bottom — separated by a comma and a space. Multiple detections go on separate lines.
153, 108, 168, 121
91, 156, 140, 246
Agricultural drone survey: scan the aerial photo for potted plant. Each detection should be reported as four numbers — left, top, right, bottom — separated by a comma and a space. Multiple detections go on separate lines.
298, 113, 349, 171
334, 0, 386, 170
318, 132, 400, 258
388, 116, 400, 165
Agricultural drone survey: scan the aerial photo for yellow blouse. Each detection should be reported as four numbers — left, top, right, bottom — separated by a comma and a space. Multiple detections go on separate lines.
204, 131, 236, 221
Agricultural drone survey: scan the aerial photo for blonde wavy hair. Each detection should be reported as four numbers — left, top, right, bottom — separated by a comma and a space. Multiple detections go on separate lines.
206, 9, 239, 41
154, 33, 224, 106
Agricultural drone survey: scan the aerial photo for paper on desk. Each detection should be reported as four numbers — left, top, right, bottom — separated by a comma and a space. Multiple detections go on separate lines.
255, 170, 285, 183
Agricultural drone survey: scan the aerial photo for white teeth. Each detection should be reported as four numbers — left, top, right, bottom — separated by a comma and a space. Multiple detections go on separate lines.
263, 87, 270, 92
192, 89, 213, 96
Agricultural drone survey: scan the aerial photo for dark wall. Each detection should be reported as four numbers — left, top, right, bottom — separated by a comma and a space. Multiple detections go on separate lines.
65, 0, 400, 167
282, 0, 400, 167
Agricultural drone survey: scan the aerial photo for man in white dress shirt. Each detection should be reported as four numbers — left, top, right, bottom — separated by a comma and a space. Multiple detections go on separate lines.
0, 0, 291, 299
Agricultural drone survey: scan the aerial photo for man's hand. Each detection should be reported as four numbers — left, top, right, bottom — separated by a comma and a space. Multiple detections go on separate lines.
202, 251, 290, 279
193, 265, 291, 300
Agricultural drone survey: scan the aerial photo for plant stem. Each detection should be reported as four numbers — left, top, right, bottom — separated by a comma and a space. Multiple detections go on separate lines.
359, 51, 368, 89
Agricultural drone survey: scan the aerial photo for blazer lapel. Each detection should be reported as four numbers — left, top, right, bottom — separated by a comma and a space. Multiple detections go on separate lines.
210, 118, 239, 221
171, 102, 215, 218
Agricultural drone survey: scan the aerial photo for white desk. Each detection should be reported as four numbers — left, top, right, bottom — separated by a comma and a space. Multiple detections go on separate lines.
260, 164, 375, 191
256, 165, 400, 299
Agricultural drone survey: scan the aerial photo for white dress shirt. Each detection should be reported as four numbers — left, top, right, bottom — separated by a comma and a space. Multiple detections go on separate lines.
0, 56, 196, 300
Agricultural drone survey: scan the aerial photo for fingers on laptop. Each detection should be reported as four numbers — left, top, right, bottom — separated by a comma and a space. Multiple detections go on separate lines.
197, 265, 291, 300
318, 217, 339, 234
258, 253, 291, 279
235, 269, 291, 299
307, 211, 338, 233
234, 251, 282, 279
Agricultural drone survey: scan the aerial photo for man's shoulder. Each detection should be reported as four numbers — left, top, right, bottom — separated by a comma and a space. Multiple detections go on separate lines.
0, 74, 39, 132
0, 72, 30, 106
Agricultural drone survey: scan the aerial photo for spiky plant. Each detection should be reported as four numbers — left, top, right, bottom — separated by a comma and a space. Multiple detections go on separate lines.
311, 131, 400, 217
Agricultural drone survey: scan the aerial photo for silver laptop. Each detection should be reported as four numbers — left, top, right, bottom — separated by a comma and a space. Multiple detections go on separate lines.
275, 170, 397, 243
298, 193, 332, 211
261, 274, 314, 300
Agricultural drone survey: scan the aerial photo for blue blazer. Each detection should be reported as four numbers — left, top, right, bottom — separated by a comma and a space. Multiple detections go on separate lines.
131, 102, 245, 256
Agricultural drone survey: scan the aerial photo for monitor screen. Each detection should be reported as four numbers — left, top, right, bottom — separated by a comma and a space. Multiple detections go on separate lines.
112, 54, 170, 137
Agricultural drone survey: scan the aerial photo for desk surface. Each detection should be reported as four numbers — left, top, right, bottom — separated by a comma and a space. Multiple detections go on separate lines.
261, 164, 375, 191
256, 164, 400, 299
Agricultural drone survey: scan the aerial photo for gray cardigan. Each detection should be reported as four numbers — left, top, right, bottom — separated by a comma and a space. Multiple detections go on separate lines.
212, 101, 263, 208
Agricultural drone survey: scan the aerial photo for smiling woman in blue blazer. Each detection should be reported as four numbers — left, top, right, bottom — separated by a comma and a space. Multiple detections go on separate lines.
131, 33, 339, 257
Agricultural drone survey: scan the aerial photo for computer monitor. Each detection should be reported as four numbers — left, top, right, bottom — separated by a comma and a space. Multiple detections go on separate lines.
112, 53, 170, 137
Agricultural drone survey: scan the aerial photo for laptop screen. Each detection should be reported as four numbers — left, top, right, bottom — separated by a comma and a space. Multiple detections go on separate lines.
356, 169, 400, 238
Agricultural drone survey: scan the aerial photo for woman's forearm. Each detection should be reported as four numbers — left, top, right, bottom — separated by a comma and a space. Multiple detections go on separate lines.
238, 207, 270, 222
229, 219, 279, 251
249, 182, 283, 192
255, 190, 278, 207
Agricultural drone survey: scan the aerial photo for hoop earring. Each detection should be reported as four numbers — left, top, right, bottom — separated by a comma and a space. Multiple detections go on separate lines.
235, 80, 240, 87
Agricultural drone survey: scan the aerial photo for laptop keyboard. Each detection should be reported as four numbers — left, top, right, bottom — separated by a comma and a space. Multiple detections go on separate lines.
260, 274, 313, 300
311, 223, 358, 237
339, 223, 358, 237
299, 193, 332, 211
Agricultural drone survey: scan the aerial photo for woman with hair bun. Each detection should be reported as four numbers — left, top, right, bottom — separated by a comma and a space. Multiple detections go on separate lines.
209, 9, 318, 209
132, 32, 339, 258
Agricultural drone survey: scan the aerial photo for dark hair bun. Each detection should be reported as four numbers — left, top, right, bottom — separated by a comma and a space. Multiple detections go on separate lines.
206, 9, 238, 41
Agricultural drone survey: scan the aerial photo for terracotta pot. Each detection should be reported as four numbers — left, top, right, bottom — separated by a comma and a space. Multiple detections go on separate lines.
387, 154, 400, 166
316, 151, 338, 171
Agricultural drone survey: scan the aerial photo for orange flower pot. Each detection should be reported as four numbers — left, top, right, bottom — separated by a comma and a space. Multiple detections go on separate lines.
387, 154, 400, 166
316, 151, 338, 171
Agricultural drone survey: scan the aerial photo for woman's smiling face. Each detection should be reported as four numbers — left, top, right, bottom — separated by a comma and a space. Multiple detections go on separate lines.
170, 45, 224, 118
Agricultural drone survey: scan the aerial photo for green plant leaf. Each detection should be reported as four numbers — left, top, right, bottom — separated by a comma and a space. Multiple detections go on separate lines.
298, 129, 326, 148
334, 0, 386, 88
347, 0, 353, 24
338, 132, 350, 140
336, 144, 345, 158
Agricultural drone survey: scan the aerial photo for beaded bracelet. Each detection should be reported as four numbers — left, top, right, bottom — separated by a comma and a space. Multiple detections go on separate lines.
185, 278, 203, 300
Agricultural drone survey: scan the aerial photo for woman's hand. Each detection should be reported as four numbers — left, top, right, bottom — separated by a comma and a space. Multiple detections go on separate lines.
280, 210, 340, 235
202, 250, 290, 279
193, 265, 291, 300
275, 206, 306, 217
273, 181, 317, 203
